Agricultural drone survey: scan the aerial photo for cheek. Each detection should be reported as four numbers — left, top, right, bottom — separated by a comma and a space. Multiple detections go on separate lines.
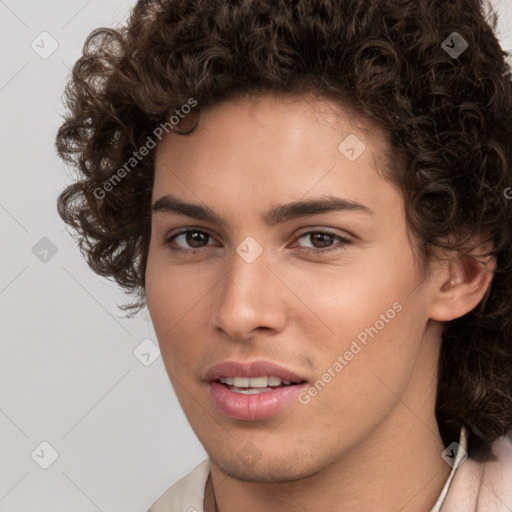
310, 289, 427, 423
145, 250, 186, 359
145, 248, 215, 367
291, 250, 420, 340
301, 310, 425, 444
146, 244, 200, 329
297, 250, 427, 390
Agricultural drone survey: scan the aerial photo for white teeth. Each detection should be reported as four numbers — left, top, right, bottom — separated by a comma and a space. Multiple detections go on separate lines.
267, 376, 282, 386
231, 388, 268, 394
247, 376, 268, 388
218, 376, 290, 387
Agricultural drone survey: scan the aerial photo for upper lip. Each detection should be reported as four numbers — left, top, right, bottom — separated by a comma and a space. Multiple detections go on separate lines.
204, 360, 309, 383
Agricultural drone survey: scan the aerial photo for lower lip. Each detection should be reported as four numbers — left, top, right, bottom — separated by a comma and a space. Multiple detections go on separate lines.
208, 381, 309, 421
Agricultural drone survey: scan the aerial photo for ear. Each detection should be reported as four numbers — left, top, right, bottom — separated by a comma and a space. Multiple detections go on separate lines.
428, 251, 496, 322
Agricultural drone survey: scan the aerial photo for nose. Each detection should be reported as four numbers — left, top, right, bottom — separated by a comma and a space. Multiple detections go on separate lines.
213, 247, 287, 341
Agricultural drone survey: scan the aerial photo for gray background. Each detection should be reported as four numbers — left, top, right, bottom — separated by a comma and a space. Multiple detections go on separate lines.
1, 1, 511, 511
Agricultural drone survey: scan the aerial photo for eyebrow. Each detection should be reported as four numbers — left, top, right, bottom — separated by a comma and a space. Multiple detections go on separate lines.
151, 193, 373, 227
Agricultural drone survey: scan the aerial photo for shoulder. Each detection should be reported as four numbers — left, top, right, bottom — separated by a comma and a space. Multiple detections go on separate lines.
147, 459, 211, 512
441, 433, 512, 511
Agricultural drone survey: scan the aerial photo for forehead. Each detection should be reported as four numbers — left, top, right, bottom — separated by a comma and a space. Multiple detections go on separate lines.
152, 93, 401, 224
155, 93, 389, 168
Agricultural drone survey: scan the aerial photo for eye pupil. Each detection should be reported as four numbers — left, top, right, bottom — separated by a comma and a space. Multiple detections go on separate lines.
311, 232, 333, 248
187, 231, 208, 248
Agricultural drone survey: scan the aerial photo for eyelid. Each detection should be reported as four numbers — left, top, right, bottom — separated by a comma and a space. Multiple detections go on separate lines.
293, 226, 353, 242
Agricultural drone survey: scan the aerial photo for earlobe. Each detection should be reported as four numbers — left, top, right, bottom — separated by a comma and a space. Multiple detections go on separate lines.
429, 253, 496, 322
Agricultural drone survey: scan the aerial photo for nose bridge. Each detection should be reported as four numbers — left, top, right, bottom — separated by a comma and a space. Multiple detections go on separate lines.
214, 244, 284, 338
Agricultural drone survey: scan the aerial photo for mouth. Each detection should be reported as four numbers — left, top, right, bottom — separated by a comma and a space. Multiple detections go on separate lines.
216, 375, 308, 394
205, 360, 310, 421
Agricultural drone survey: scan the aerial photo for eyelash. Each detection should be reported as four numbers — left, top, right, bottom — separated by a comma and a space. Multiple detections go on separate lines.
164, 228, 352, 256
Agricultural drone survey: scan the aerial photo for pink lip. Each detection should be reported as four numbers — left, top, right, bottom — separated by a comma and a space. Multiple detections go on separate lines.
205, 360, 309, 421
208, 381, 309, 420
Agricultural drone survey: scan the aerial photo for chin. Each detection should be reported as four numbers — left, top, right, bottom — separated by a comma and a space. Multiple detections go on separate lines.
211, 452, 319, 483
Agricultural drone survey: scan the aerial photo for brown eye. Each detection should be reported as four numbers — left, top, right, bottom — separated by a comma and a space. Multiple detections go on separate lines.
184, 231, 210, 248
308, 232, 335, 248
166, 229, 214, 251
292, 230, 352, 254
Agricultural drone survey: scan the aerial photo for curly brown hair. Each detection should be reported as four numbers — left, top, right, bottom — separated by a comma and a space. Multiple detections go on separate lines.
56, 0, 512, 456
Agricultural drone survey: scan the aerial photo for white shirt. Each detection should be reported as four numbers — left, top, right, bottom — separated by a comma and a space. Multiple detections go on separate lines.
430, 425, 469, 511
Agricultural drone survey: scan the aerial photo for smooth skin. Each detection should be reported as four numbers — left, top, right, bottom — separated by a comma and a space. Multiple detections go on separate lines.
145, 93, 494, 512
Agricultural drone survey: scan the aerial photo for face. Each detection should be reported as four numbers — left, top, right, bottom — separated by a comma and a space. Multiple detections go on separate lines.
145, 93, 441, 482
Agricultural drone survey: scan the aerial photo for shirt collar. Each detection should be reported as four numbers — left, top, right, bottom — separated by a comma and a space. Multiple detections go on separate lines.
429, 424, 469, 512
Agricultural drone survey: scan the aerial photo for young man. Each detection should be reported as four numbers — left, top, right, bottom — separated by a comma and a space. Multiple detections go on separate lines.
56, 0, 512, 510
